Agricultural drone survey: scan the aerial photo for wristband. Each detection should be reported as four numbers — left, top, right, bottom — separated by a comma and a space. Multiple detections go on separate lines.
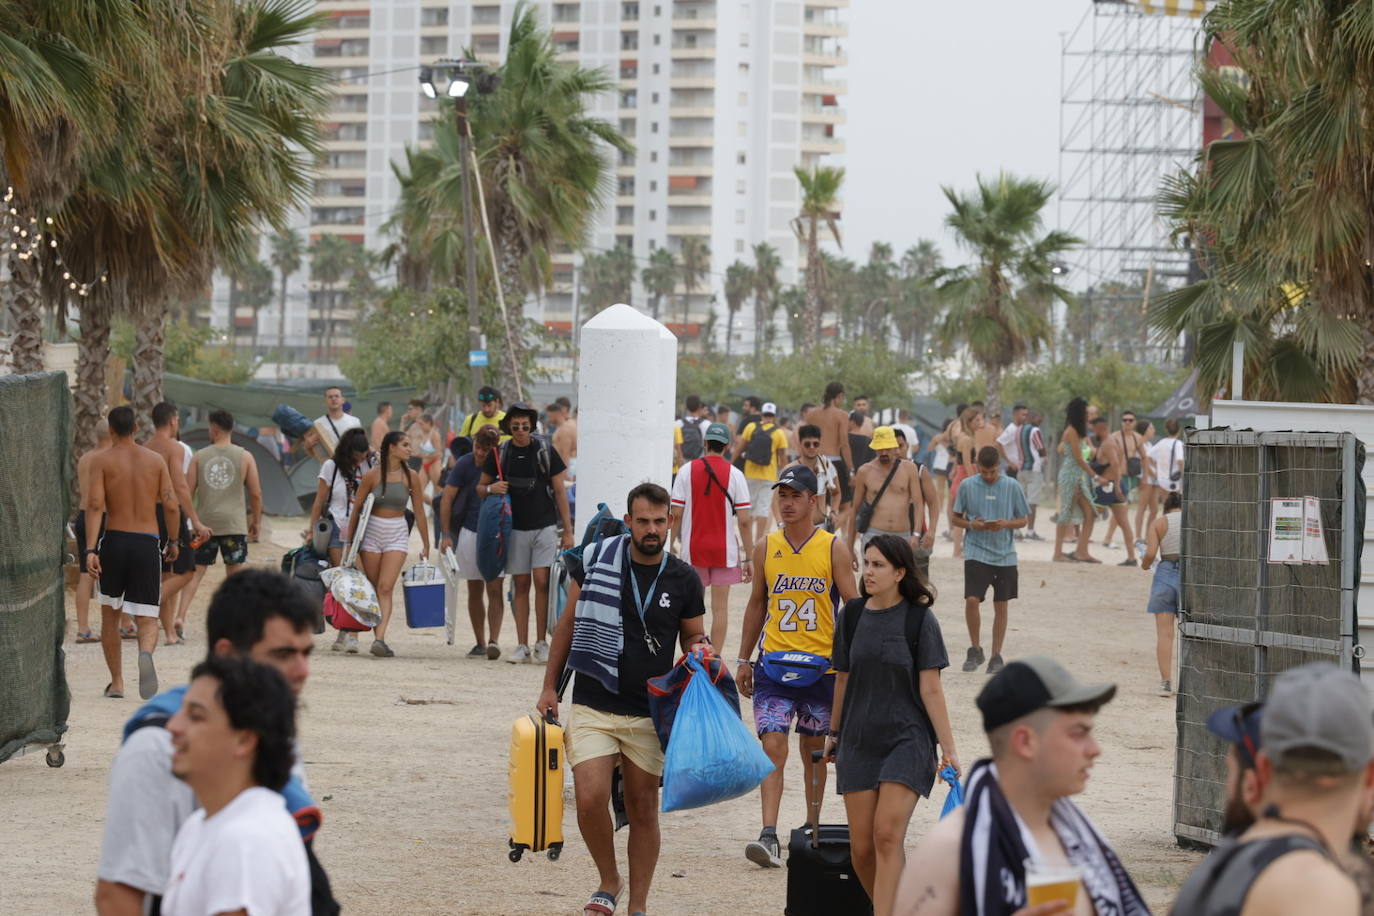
829, 730, 841, 738
84, 548, 98, 556
736, 658, 752, 667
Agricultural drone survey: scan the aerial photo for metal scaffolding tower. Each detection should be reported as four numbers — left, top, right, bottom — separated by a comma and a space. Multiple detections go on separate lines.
1057, 0, 1206, 360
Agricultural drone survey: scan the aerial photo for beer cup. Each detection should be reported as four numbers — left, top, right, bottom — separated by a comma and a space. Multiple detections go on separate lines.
1023, 857, 1081, 908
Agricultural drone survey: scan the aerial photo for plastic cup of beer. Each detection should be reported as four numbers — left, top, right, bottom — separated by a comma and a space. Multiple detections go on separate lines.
1023, 858, 1080, 909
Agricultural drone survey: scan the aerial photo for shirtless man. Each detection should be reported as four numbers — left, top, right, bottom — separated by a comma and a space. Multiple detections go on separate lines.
816, 381, 855, 527
549, 402, 578, 469
147, 402, 211, 646
852, 395, 876, 436
971, 401, 1002, 461
370, 401, 392, 452
86, 405, 179, 700
1088, 415, 1137, 566
73, 419, 112, 642
849, 427, 927, 558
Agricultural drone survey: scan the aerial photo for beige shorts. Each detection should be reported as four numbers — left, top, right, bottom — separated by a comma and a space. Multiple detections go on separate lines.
566, 704, 664, 776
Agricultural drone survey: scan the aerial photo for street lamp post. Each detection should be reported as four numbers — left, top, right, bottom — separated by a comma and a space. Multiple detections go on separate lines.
421, 61, 487, 397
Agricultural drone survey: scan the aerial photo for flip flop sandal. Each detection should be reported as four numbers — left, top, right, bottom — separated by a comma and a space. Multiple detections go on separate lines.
120, 628, 137, 640
163, 638, 185, 646
104, 683, 124, 699
175, 624, 184, 640
584, 889, 620, 916
1076, 556, 1102, 564
76, 632, 98, 643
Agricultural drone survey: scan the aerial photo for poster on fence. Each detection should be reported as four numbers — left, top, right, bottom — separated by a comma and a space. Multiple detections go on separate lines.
1267, 498, 1304, 563
1302, 495, 1329, 565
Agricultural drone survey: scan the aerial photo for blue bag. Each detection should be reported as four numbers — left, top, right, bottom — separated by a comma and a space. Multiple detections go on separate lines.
939, 765, 964, 819
476, 494, 512, 581
647, 654, 740, 751
661, 654, 775, 813
272, 403, 313, 439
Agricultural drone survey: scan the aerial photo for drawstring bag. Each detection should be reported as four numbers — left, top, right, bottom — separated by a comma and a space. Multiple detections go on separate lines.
477, 448, 513, 581
939, 765, 964, 819
661, 654, 775, 812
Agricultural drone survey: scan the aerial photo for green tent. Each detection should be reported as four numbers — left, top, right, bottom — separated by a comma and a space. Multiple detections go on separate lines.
150, 373, 419, 431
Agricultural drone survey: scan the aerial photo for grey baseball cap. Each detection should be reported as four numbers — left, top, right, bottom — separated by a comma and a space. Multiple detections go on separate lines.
1262, 662, 1374, 771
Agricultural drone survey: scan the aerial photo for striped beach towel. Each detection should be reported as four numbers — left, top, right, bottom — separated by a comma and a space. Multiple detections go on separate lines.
567, 533, 629, 694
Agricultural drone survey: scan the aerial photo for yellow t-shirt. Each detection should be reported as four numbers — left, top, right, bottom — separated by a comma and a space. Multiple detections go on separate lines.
461, 410, 509, 443
672, 425, 685, 473
759, 528, 837, 657
740, 422, 789, 481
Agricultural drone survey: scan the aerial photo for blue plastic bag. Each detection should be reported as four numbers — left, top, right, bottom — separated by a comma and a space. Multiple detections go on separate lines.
661, 655, 775, 812
476, 493, 512, 581
939, 765, 964, 819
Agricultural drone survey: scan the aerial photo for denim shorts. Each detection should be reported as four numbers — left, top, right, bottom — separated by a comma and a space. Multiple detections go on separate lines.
1148, 559, 1180, 614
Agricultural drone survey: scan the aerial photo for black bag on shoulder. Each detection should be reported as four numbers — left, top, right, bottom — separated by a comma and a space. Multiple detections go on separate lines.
854, 460, 901, 535
744, 422, 777, 465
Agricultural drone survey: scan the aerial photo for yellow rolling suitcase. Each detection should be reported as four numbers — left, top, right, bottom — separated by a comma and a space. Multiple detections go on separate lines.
508, 710, 565, 862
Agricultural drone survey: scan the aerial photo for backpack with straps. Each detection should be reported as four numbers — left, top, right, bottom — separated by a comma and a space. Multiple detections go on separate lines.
744, 422, 777, 465
679, 417, 706, 461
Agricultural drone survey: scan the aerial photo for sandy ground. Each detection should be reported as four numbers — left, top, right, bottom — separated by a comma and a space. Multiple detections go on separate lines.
2, 510, 1201, 915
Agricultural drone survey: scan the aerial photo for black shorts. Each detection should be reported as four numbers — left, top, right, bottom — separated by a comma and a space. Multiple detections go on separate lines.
97, 530, 163, 617
965, 559, 1018, 603
74, 510, 92, 573
830, 457, 853, 504
1093, 484, 1125, 507
156, 505, 195, 575
195, 534, 249, 567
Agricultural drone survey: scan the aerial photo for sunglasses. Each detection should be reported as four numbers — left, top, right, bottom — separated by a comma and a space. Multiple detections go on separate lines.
508, 423, 532, 431
801, 440, 821, 448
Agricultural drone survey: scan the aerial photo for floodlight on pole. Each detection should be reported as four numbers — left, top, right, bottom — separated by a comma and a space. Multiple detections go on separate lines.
448, 78, 470, 98
419, 66, 437, 99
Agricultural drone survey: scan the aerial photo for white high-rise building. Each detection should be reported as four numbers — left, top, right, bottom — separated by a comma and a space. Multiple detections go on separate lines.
220, 0, 847, 373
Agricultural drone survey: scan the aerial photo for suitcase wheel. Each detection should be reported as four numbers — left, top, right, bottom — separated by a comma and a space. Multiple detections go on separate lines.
509, 848, 523, 862
547, 844, 562, 862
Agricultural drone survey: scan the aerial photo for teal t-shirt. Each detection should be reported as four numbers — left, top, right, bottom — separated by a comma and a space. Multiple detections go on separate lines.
953, 474, 1029, 566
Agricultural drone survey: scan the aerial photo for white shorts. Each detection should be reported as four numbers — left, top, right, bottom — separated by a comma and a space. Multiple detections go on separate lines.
1020, 468, 1045, 506
747, 477, 774, 518
360, 514, 410, 554
508, 525, 558, 575
455, 527, 489, 580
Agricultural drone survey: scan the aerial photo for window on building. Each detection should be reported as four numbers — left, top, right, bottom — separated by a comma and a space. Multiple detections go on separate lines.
619, 118, 635, 134
738, 91, 748, 106
617, 206, 634, 224
649, 209, 657, 221
737, 121, 747, 136
650, 180, 658, 191
617, 234, 634, 249
651, 91, 659, 104
621, 90, 637, 108
553, 3, 581, 23
618, 177, 636, 194
653, 33, 661, 45
420, 35, 448, 55
739, 62, 749, 75
736, 239, 745, 253
736, 210, 745, 224
740, 32, 749, 47
472, 5, 501, 25
651, 121, 659, 133
622, 2, 640, 21
736, 179, 746, 194
654, 5, 661, 15
652, 62, 660, 74
621, 30, 639, 50
420, 7, 448, 26
737, 152, 746, 164
650, 150, 658, 162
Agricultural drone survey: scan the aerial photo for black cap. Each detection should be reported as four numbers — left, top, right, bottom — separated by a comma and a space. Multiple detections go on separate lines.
773, 464, 819, 494
976, 656, 1116, 732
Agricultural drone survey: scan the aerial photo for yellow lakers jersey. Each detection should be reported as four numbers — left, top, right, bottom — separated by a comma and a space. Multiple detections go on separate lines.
760, 528, 838, 656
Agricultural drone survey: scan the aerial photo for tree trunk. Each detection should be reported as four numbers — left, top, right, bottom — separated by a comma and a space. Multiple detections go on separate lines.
496, 211, 529, 401
132, 307, 166, 441
753, 295, 763, 360
5, 252, 45, 374
680, 286, 690, 349
276, 272, 288, 381
251, 304, 260, 352
725, 306, 735, 358
984, 364, 1003, 419
74, 302, 112, 459
323, 286, 334, 363
804, 222, 821, 350
1359, 315, 1374, 404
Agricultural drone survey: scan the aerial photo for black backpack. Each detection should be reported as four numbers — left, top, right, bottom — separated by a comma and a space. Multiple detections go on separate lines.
680, 418, 706, 461
744, 422, 777, 465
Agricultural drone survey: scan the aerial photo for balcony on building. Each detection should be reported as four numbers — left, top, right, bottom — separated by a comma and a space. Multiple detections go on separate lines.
802, 36, 846, 66
668, 87, 714, 118
669, 60, 716, 88
313, 37, 369, 61
802, 5, 847, 36
672, 1, 716, 29
671, 30, 716, 57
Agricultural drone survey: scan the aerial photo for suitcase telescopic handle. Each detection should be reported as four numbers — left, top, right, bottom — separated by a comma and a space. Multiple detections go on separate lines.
809, 750, 827, 849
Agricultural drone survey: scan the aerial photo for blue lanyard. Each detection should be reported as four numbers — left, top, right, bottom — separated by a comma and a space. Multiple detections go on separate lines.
628, 546, 668, 654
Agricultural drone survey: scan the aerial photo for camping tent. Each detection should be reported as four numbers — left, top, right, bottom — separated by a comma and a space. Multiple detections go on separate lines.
153, 372, 418, 431
180, 428, 303, 517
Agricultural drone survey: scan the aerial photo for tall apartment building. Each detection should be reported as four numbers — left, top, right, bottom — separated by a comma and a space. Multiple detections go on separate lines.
218, 0, 847, 373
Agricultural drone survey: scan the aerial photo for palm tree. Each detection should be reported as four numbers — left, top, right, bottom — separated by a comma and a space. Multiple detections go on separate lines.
467, 2, 633, 394
751, 242, 780, 358
310, 234, 354, 362
641, 247, 677, 320
895, 240, 942, 358
1151, 0, 1368, 402
935, 173, 1078, 414
228, 255, 274, 352
723, 261, 754, 358
793, 165, 845, 349
581, 246, 635, 311
603, 245, 635, 306
678, 236, 710, 347
269, 228, 304, 375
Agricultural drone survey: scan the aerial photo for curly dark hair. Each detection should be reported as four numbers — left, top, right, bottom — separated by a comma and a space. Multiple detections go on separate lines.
860, 534, 935, 606
191, 655, 296, 791
1064, 397, 1089, 439
206, 569, 316, 654
331, 427, 370, 478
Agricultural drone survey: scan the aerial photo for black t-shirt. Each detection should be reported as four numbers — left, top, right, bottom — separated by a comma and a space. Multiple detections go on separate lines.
570, 551, 706, 718
850, 431, 875, 469
482, 439, 567, 531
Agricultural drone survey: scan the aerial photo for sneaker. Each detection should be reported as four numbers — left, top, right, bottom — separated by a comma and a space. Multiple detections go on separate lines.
466, 644, 485, 658
345, 633, 360, 654
1102, 541, 1117, 550
1118, 558, 1138, 567
962, 646, 985, 673
533, 640, 550, 663
745, 830, 782, 868
370, 639, 395, 658
486, 641, 501, 660
986, 653, 1005, 675
331, 631, 347, 653
1158, 679, 1172, 697
509, 644, 532, 664
1027, 531, 1045, 541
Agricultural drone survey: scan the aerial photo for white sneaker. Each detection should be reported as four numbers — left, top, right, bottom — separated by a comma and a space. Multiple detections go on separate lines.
509, 644, 531, 664
345, 632, 360, 654
331, 631, 347, 653
1158, 679, 1172, 697
533, 640, 549, 663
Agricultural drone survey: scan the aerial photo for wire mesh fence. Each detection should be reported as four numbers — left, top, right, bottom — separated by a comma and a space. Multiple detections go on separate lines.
1173, 429, 1362, 846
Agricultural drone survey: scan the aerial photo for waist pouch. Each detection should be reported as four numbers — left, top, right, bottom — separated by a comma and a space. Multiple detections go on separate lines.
757, 650, 829, 688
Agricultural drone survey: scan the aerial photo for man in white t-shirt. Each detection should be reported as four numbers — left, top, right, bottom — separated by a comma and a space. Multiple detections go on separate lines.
671, 422, 753, 650
891, 409, 919, 461
161, 655, 308, 916
305, 386, 363, 461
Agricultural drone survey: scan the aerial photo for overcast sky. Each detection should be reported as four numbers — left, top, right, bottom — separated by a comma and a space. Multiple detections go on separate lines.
842, 2, 1089, 268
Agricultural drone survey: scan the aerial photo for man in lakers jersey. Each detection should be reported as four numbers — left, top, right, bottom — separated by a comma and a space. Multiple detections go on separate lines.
735, 464, 858, 868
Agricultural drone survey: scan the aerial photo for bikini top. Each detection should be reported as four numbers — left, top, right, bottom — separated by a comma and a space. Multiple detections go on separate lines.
374, 475, 411, 510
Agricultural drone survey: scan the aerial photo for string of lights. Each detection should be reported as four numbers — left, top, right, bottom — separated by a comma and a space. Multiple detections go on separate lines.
3, 186, 108, 297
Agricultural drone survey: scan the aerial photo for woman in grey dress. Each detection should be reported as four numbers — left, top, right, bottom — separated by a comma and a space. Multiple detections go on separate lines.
823, 534, 960, 916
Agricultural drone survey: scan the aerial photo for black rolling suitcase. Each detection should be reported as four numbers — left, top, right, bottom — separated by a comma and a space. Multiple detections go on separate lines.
784, 751, 872, 915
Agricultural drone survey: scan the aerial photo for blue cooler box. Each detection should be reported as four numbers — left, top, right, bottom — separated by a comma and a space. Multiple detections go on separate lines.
403, 563, 446, 628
